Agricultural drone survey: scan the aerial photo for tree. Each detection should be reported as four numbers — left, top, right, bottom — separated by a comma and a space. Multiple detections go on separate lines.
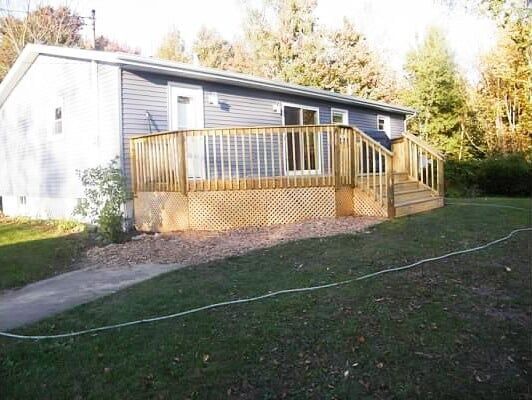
438, 0, 529, 28
155, 27, 190, 63
240, 1, 397, 100
242, 0, 321, 81
322, 19, 399, 102
474, 16, 531, 153
402, 26, 467, 156
192, 27, 235, 70
93, 35, 140, 54
0, 5, 84, 80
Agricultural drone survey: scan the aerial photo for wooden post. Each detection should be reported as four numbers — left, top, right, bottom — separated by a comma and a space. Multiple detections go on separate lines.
386, 154, 395, 218
391, 138, 406, 174
351, 130, 357, 187
334, 127, 341, 188
437, 158, 444, 196
130, 138, 137, 195
177, 133, 187, 195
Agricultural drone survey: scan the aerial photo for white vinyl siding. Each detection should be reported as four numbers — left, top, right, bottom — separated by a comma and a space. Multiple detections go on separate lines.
0, 55, 120, 219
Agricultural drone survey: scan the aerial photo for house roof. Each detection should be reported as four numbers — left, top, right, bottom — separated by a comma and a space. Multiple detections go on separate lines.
0, 44, 415, 114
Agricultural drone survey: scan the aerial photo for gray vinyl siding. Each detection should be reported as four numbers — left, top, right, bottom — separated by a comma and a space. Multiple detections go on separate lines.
121, 69, 404, 181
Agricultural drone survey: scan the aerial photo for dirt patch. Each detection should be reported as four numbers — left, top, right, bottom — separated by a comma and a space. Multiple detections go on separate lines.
84, 216, 382, 268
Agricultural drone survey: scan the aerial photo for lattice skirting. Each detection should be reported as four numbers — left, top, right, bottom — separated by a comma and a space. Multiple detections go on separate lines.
188, 187, 336, 230
134, 187, 388, 232
352, 188, 388, 217
134, 192, 189, 232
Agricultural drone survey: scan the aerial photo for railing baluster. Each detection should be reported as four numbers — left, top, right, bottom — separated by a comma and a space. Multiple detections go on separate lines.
291, 127, 297, 188
326, 126, 331, 186
219, 129, 225, 190
235, 130, 241, 190
240, 130, 246, 190
308, 127, 313, 186
372, 144, 377, 200
365, 141, 370, 192
277, 128, 283, 188
254, 128, 260, 189
379, 148, 383, 206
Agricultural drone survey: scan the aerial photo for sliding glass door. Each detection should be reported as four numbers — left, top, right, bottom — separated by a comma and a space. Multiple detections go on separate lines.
283, 104, 320, 174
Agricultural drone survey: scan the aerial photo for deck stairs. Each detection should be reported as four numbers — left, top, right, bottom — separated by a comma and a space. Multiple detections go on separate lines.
357, 172, 444, 218
392, 172, 444, 217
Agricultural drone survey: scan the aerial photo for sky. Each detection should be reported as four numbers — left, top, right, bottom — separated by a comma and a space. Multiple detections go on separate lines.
3, 0, 498, 81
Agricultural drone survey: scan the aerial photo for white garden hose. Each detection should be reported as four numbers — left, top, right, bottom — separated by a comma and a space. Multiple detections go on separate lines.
0, 202, 530, 341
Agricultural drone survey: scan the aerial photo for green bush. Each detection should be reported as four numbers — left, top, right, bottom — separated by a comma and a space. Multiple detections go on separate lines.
74, 158, 129, 243
445, 154, 532, 197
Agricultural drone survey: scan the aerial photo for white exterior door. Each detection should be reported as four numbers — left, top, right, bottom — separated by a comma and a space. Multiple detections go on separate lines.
169, 84, 205, 179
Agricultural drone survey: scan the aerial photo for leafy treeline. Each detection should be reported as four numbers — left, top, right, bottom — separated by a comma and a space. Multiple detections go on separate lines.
0, 5, 137, 79
156, 1, 398, 103
0, 0, 530, 158
403, 0, 531, 158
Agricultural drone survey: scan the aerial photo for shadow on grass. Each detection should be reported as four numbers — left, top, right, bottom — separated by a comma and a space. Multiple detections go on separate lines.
0, 230, 89, 291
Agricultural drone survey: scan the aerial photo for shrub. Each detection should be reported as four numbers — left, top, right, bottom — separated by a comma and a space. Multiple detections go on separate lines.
445, 154, 532, 197
74, 158, 129, 243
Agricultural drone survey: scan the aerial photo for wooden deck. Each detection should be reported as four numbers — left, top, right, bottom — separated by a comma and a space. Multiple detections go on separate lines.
130, 125, 444, 232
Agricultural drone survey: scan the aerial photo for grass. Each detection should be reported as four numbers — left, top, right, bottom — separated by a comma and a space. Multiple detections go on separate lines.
0, 217, 88, 290
1, 197, 531, 399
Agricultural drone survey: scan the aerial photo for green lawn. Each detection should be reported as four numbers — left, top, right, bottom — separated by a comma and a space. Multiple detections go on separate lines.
1, 198, 531, 399
0, 217, 88, 290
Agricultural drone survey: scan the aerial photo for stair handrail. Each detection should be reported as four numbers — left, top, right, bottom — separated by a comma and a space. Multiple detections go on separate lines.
402, 132, 445, 160
345, 125, 394, 217
401, 132, 445, 196
349, 125, 393, 156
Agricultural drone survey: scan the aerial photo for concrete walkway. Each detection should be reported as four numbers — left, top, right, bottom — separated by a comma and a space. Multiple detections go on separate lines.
0, 263, 183, 331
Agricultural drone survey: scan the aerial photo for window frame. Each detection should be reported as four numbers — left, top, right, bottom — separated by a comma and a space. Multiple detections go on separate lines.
331, 108, 348, 125
377, 114, 391, 138
281, 102, 322, 176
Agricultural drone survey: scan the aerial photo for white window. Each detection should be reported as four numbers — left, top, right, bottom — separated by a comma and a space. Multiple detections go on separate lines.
18, 196, 26, 206
331, 108, 348, 125
53, 100, 63, 135
282, 103, 320, 174
377, 115, 391, 137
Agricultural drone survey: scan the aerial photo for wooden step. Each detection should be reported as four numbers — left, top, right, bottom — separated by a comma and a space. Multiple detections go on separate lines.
393, 172, 410, 182
394, 187, 434, 203
393, 180, 420, 191
394, 196, 444, 217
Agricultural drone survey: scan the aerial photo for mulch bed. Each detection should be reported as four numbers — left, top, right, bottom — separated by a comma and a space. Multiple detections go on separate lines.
85, 216, 383, 268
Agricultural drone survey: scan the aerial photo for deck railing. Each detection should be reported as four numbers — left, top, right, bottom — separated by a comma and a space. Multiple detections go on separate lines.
392, 132, 444, 196
353, 129, 394, 214
130, 124, 394, 209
